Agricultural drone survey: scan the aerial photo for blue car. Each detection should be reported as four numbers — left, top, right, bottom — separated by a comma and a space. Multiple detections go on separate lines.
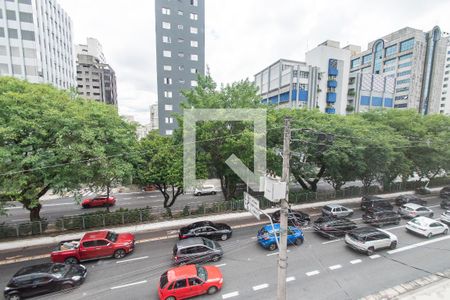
257, 224, 304, 251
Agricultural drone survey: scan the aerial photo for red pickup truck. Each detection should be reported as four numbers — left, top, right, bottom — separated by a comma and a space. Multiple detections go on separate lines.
51, 230, 135, 264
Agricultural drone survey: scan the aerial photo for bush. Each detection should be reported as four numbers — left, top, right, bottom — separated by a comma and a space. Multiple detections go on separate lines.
0, 219, 48, 239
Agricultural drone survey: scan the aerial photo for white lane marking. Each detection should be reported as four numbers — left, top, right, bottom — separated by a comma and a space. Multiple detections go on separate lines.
222, 291, 239, 299
116, 256, 149, 264
11, 219, 28, 222
215, 263, 227, 267
251, 236, 257, 240
122, 197, 132, 200
266, 249, 290, 257
110, 280, 147, 290
253, 283, 269, 291
350, 259, 362, 264
286, 276, 296, 282
351, 217, 362, 221
136, 196, 145, 199
306, 270, 320, 276
150, 195, 158, 198
322, 238, 343, 245
388, 235, 450, 254
43, 202, 74, 207
5, 207, 22, 210
329, 264, 342, 270
370, 254, 381, 259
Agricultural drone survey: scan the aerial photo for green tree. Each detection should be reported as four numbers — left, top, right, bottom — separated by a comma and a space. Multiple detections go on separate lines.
0, 77, 135, 220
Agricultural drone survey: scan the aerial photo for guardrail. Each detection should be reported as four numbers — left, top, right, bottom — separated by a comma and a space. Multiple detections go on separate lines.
1, 178, 449, 240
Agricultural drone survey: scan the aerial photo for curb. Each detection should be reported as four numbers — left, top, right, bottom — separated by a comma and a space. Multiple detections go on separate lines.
360, 269, 450, 300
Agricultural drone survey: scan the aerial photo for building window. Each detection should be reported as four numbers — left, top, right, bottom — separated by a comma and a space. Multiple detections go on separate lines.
163, 77, 172, 85
177, 10, 183, 15
385, 45, 397, 57
163, 65, 172, 71
178, 24, 184, 30
190, 27, 198, 34
399, 38, 414, 52
384, 58, 396, 66
0, 28, 5, 38
164, 91, 173, 98
165, 117, 174, 124
299, 71, 309, 78
351, 58, 360, 69
179, 79, 185, 84
373, 41, 384, 74
445, 77, 449, 82
166, 130, 173, 135
398, 62, 412, 69
190, 13, 198, 20
10, 47, 20, 57
190, 68, 198, 74
191, 80, 198, 87
163, 50, 172, 57
8, 28, 18, 39
399, 53, 412, 61
162, 7, 171, 15
22, 30, 35, 41
0, 63, 8, 75
396, 78, 410, 85
162, 22, 171, 29
163, 36, 171, 43
397, 70, 411, 77
12, 64, 22, 75
179, 65, 185, 71
6, 10, 16, 21
178, 38, 184, 43
362, 54, 372, 65
190, 40, 198, 48
165, 104, 173, 111
19, 12, 33, 23
190, 54, 198, 61
19, 0, 32, 4
190, 0, 198, 6
178, 52, 184, 58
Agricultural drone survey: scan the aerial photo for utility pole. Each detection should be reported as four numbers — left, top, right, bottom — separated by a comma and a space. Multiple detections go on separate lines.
277, 117, 291, 300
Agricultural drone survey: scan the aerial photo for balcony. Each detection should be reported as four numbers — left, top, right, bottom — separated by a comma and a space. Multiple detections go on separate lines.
327, 80, 337, 88
326, 92, 337, 103
325, 107, 336, 114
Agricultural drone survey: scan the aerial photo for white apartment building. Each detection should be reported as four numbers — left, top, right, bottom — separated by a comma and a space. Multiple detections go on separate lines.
440, 41, 450, 115
149, 103, 159, 131
0, 0, 75, 89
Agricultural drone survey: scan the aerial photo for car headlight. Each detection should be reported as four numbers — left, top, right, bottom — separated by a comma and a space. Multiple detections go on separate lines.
72, 275, 82, 281
4, 286, 11, 291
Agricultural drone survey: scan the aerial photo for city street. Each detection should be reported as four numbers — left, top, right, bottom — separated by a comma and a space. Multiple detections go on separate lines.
0, 196, 449, 299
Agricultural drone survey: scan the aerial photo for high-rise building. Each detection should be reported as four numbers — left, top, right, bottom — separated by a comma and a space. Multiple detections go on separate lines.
155, 0, 205, 135
254, 59, 320, 109
348, 26, 448, 114
76, 38, 117, 106
149, 103, 159, 131
439, 40, 450, 115
306, 40, 354, 115
0, 0, 75, 89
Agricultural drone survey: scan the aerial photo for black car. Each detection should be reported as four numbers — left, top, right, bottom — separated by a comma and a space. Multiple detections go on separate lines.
271, 209, 311, 227
4, 263, 87, 300
361, 196, 393, 211
440, 186, 450, 199
179, 221, 232, 241
395, 194, 427, 206
362, 208, 401, 227
313, 216, 358, 239
441, 198, 450, 209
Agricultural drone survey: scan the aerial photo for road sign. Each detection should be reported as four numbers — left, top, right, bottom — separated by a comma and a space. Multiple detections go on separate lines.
264, 176, 287, 203
244, 192, 261, 220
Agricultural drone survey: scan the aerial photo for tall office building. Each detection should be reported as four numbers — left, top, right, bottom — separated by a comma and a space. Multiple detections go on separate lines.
155, 0, 205, 135
348, 26, 448, 114
0, 0, 75, 89
439, 40, 450, 115
254, 59, 320, 109
76, 38, 117, 106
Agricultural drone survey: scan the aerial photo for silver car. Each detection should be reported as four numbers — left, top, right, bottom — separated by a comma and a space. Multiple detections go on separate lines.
322, 204, 354, 218
172, 237, 223, 265
398, 203, 433, 219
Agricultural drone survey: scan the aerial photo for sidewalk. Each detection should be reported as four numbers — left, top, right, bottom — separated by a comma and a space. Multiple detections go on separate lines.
0, 188, 441, 252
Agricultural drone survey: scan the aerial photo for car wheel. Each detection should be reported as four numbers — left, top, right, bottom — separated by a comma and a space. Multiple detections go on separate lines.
211, 255, 221, 262
114, 249, 126, 259
390, 241, 397, 250
268, 243, 277, 251
82, 204, 89, 209
212, 191, 217, 195
427, 232, 432, 239
294, 238, 304, 246
367, 247, 375, 256
64, 257, 79, 265
444, 229, 448, 235
429, 213, 434, 218
165, 297, 176, 300
220, 234, 228, 241
395, 220, 400, 225
207, 286, 218, 295
348, 212, 354, 217
61, 283, 74, 291
194, 193, 200, 196
6, 294, 21, 300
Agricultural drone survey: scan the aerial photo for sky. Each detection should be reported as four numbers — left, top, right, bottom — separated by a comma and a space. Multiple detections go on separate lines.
57, 0, 450, 125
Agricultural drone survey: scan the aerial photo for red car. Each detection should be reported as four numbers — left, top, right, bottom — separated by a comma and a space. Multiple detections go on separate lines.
158, 265, 223, 300
51, 230, 135, 264
82, 195, 116, 208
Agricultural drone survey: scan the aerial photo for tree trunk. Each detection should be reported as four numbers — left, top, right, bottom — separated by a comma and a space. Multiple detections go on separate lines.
106, 185, 111, 212
29, 203, 42, 222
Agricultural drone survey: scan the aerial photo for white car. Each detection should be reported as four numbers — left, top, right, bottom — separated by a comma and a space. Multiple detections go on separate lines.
345, 227, 398, 256
405, 216, 448, 238
441, 210, 450, 224
397, 203, 433, 219
194, 185, 217, 196
321, 204, 354, 218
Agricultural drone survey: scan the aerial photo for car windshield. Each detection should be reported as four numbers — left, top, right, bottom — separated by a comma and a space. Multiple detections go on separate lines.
348, 232, 365, 242
106, 231, 118, 242
160, 272, 168, 289
410, 218, 424, 226
50, 264, 71, 278
197, 266, 208, 281
202, 238, 214, 249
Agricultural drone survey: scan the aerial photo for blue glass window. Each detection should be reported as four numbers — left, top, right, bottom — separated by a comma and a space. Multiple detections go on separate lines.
399, 38, 414, 52
384, 66, 396, 73
385, 45, 397, 57
396, 78, 410, 85
397, 70, 411, 77
384, 58, 396, 66
399, 53, 413, 61
396, 87, 409, 93
373, 41, 384, 74
398, 62, 412, 69
360, 96, 370, 106
362, 54, 372, 65
351, 58, 360, 68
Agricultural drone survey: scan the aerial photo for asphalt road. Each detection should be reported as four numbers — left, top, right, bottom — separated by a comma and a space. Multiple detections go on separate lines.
0, 196, 449, 300
1, 191, 224, 224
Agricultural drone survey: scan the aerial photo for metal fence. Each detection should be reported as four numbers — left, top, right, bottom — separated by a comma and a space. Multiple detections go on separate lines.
1, 177, 450, 240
